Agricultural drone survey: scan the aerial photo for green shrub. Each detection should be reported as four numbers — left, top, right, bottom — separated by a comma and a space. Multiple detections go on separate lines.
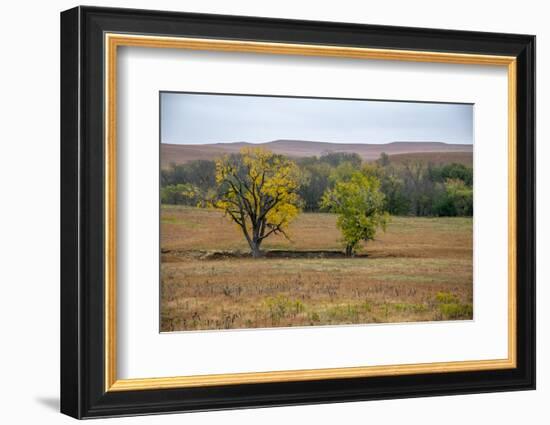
435, 292, 460, 304
264, 295, 305, 323
439, 303, 473, 320
308, 312, 321, 323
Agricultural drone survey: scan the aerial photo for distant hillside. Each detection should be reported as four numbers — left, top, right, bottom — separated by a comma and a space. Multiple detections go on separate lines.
161, 139, 473, 168
387, 151, 473, 166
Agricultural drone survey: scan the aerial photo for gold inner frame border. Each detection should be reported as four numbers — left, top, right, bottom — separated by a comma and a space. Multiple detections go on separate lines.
104, 33, 517, 392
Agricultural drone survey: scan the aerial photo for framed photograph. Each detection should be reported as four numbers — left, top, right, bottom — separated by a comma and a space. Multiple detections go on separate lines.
60, 6, 535, 419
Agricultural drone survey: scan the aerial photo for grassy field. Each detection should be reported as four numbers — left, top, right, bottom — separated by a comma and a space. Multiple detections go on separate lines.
161, 206, 473, 331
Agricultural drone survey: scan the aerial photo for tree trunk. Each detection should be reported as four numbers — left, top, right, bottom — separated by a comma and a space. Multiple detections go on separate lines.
250, 238, 263, 258
345, 244, 354, 257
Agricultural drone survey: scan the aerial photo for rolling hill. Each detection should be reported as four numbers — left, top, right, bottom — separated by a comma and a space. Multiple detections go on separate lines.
386, 151, 473, 166
161, 140, 473, 168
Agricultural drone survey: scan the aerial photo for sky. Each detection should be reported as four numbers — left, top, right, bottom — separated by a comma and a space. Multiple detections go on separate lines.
160, 92, 473, 145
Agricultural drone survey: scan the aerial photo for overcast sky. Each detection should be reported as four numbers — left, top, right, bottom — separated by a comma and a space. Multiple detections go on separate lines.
160, 92, 473, 145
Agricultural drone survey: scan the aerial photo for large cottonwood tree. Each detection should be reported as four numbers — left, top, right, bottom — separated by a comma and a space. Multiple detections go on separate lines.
212, 148, 301, 258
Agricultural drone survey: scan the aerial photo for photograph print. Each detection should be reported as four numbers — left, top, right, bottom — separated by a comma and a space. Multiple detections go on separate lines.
160, 92, 474, 332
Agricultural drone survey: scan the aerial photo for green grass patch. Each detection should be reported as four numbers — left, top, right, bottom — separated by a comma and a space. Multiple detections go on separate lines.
263, 295, 305, 323
392, 302, 428, 313
321, 302, 373, 322
435, 291, 460, 304
161, 216, 202, 228
438, 303, 473, 320
433, 291, 472, 320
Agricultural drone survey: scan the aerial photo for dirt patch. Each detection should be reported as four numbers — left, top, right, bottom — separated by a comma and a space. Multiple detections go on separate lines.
162, 249, 367, 261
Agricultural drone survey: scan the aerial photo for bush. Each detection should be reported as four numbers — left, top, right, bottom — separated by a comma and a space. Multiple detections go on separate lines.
438, 303, 473, 320
433, 179, 473, 216
160, 183, 202, 205
434, 292, 472, 320
435, 291, 460, 304
264, 295, 305, 323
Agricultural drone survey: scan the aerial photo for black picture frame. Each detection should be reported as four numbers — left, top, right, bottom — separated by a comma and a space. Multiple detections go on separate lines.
61, 5, 535, 419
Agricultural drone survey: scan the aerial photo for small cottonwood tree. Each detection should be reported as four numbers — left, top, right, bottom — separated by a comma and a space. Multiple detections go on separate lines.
212, 148, 301, 258
321, 171, 389, 256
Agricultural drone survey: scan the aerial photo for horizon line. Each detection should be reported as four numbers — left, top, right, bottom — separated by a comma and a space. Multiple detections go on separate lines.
161, 139, 474, 146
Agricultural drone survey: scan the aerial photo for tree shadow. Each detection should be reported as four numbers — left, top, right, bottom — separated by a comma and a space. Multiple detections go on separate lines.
162, 249, 382, 261
264, 250, 352, 259
201, 249, 369, 260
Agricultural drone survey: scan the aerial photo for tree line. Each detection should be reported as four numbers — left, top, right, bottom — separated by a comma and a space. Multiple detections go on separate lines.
161, 151, 473, 218
161, 148, 472, 257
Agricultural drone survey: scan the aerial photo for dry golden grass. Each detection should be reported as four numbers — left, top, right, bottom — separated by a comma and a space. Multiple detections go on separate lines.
161, 206, 473, 331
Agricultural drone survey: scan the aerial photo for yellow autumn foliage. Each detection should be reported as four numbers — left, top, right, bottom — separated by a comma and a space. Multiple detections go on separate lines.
211, 148, 302, 256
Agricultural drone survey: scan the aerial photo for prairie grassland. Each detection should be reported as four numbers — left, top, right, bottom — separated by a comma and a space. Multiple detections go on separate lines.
161, 206, 473, 331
